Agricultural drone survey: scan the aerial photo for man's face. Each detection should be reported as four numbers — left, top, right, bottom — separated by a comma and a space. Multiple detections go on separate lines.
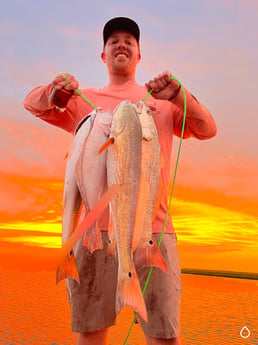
101, 30, 141, 75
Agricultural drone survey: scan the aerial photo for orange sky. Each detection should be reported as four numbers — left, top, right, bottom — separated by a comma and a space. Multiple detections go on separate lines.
0, 159, 257, 273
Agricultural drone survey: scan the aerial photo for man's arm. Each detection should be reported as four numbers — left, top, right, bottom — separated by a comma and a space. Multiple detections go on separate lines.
145, 71, 217, 140
23, 73, 81, 133
171, 88, 217, 139
23, 83, 55, 117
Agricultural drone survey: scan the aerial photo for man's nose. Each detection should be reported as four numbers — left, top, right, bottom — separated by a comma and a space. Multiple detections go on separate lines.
117, 41, 127, 49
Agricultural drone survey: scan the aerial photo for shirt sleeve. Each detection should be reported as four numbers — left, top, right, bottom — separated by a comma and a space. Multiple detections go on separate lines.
23, 85, 92, 134
172, 89, 217, 140
23, 84, 55, 116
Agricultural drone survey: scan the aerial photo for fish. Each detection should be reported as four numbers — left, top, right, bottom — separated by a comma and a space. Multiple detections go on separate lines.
75, 109, 113, 253
56, 112, 95, 284
133, 101, 167, 273
105, 100, 148, 322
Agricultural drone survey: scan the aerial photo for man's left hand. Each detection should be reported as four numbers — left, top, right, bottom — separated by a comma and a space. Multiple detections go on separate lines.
145, 71, 181, 101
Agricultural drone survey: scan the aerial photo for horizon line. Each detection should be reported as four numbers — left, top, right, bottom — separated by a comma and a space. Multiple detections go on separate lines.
181, 268, 258, 280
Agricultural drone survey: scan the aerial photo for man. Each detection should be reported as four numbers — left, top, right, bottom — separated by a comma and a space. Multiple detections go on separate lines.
24, 17, 217, 345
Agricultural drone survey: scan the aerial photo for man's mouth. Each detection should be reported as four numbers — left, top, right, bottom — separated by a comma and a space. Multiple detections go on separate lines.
115, 53, 129, 58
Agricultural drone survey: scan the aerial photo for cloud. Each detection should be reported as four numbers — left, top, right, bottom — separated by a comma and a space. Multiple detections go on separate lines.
172, 197, 258, 250
0, 118, 72, 177
169, 137, 258, 202
0, 171, 63, 223
173, 195, 258, 272
0, 119, 70, 223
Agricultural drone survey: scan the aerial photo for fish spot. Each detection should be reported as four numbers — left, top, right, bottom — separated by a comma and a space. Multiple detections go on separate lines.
149, 240, 154, 245
128, 272, 132, 278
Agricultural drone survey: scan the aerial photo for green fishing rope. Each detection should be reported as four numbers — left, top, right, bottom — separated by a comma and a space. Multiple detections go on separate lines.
123, 75, 187, 345
60, 74, 97, 109
73, 89, 97, 110
142, 88, 153, 101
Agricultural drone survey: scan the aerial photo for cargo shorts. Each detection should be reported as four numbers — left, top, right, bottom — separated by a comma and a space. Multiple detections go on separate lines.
65, 232, 182, 339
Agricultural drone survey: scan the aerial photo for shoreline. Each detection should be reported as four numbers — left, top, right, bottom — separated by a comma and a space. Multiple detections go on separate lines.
181, 268, 258, 280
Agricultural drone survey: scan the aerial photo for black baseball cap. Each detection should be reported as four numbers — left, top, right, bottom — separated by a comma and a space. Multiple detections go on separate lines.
103, 17, 140, 45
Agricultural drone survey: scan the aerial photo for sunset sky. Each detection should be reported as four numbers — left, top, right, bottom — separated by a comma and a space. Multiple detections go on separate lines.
0, 0, 257, 273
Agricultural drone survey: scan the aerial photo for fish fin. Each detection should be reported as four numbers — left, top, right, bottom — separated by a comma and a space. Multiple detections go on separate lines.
56, 251, 80, 284
98, 137, 114, 154
116, 263, 147, 322
134, 237, 167, 273
59, 185, 119, 263
83, 223, 103, 253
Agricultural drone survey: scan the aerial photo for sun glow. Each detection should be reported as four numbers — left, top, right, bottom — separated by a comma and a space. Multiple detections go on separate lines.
3, 236, 61, 248
0, 221, 62, 233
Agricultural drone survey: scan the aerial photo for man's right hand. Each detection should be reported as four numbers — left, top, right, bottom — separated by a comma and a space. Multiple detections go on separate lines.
51, 73, 79, 91
50, 73, 79, 108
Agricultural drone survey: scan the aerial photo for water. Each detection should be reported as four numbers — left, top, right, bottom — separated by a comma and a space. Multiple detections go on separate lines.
0, 270, 257, 344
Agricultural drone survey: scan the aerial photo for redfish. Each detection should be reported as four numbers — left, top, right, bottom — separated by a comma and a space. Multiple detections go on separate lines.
134, 101, 167, 273
76, 109, 112, 253
105, 100, 147, 322
56, 112, 95, 284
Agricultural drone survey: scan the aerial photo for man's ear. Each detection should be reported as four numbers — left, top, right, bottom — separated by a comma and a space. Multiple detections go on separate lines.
101, 51, 106, 63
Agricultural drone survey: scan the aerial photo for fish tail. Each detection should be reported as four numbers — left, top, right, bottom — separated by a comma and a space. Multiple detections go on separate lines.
56, 251, 80, 284
134, 237, 167, 273
83, 223, 103, 253
116, 264, 147, 322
